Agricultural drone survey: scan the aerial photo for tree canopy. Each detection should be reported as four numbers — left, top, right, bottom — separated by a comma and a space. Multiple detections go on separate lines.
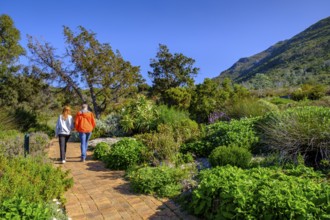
148, 44, 199, 96
28, 26, 145, 118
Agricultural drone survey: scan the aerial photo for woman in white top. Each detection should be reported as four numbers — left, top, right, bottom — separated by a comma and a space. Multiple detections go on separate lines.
55, 106, 74, 164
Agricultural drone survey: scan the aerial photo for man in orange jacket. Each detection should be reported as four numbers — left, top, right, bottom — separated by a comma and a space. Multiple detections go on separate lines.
75, 103, 96, 162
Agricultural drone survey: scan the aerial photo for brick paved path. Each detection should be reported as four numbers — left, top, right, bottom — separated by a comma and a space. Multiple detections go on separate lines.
49, 139, 198, 220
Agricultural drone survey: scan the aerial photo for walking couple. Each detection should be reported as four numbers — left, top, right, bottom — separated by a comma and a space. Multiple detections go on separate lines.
55, 104, 96, 164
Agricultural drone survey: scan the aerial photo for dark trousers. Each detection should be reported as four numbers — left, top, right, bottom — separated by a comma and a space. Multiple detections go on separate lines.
58, 134, 70, 161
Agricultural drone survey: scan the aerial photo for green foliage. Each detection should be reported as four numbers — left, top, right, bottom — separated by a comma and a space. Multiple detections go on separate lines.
28, 132, 50, 157
94, 113, 125, 137
103, 138, 147, 170
269, 96, 295, 106
0, 131, 49, 158
156, 105, 200, 143
93, 142, 111, 160
189, 78, 229, 123
188, 165, 330, 219
163, 87, 191, 110
181, 117, 260, 157
149, 44, 199, 95
128, 165, 195, 198
0, 109, 16, 131
170, 152, 195, 167
0, 197, 51, 220
225, 98, 279, 119
216, 17, 330, 87
0, 156, 73, 204
0, 14, 25, 69
13, 107, 37, 132
258, 106, 330, 167
291, 84, 326, 101
120, 95, 158, 134
134, 126, 178, 165
28, 123, 54, 138
209, 146, 252, 168
28, 25, 145, 118
180, 140, 213, 158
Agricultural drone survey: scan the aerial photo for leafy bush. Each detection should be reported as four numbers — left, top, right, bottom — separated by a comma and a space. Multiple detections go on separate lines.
188, 165, 330, 219
209, 146, 252, 168
93, 142, 111, 160
0, 109, 16, 131
291, 84, 326, 101
28, 123, 54, 138
225, 98, 279, 119
269, 96, 295, 106
163, 87, 191, 110
94, 113, 125, 137
128, 165, 196, 198
119, 95, 158, 134
156, 105, 201, 142
103, 138, 147, 170
0, 197, 52, 219
181, 117, 260, 157
134, 125, 180, 165
13, 108, 37, 132
0, 131, 49, 158
28, 132, 50, 157
0, 156, 73, 204
258, 106, 330, 167
180, 140, 213, 158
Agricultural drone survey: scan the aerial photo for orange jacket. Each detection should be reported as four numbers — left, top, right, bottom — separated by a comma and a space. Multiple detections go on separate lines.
75, 111, 96, 133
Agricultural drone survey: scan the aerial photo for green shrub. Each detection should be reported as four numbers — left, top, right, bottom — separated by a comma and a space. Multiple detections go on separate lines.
0, 131, 49, 158
188, 165, 330, 219
119, 95, 158, 134
225, 98, 279, 119
0, 196, 51, 220
156, 105, 201, 142
170, 152, 195, 167
28, 132, 50, 157
209, 146, 252, 168
93, 142, 111, 160
0, 109, 16, 131
95, 113, 125, 137
269, 96, 295, 106
180, 141, 213, 158
128, 165, 195, 198
13, 108, 37, 132
0, 156, 73, 204
291, 84, 326, 101
103, 138, 147, 170
134, 126, 179, 165
181, 117, 260, 157
28, 123, 54, 138
163, 87, 191, 110
258, 106, 330, 167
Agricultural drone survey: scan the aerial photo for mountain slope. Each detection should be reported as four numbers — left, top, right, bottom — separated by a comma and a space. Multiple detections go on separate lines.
215, 16, 330, 86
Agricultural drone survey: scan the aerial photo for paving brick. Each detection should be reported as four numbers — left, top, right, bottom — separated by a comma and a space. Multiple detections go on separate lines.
49, 140, 196, 220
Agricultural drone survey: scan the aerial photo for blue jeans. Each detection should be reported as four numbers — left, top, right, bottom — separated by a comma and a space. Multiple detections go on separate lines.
79, 132, 92, 160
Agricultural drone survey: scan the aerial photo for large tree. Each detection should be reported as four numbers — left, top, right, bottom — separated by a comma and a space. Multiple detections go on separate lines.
28, 26, 145, 118
0, 14, 25, 70
148, 44, 199, 96
0, 14, 25, 107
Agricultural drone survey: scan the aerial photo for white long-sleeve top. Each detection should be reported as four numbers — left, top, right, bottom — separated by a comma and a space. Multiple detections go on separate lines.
55, 115, 74, 136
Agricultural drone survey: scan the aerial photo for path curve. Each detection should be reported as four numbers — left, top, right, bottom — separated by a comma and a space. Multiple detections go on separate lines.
48, 139, 198, 220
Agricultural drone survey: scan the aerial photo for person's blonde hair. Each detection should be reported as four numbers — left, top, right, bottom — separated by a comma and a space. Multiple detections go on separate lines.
62, 106, 71, 120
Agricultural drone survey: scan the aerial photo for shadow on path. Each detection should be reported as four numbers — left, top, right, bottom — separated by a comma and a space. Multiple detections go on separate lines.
49, 139, 198, 220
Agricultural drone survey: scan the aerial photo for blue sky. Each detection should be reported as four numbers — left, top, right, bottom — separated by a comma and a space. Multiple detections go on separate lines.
1, 0, 330, 84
